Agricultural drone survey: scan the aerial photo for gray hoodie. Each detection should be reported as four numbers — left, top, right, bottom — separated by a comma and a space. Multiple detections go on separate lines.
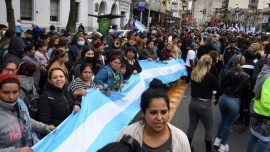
18, 75, 38, 100
254, 64, 270, 100
0, 99, 46, 152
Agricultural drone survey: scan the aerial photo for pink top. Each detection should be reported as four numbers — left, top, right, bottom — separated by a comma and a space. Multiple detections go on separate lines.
35, 50, 49, 66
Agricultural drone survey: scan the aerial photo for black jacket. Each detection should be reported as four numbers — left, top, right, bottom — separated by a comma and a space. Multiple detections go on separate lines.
122, 57, 142, 80
197, 45, 216, 60
38, 82, 80, 127
252, 56, 268, 87
221, 69, 251, 109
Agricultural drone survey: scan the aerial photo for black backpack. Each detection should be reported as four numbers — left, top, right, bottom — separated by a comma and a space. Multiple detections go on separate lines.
21, 87, 39, 120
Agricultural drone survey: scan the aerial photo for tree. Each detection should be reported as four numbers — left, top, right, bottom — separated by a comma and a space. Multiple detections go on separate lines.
66, 0, 76, 33
5, 0, 15, 30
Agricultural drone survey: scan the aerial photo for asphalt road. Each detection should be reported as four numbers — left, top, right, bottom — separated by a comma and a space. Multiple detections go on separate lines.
170, 85, 257, 152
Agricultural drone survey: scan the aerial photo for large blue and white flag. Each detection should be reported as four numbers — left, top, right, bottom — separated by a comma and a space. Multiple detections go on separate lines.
32, 59, 187, 152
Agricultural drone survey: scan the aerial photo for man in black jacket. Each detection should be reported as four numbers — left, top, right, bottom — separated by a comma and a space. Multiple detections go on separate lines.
252, 43, 270, 86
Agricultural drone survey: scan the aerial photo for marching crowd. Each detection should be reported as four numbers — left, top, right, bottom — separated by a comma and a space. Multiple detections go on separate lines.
0, 22, 269, 152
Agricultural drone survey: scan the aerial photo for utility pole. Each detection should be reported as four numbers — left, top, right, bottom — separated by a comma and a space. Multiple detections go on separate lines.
192, 0, 196, 28
147, 0, 152, 31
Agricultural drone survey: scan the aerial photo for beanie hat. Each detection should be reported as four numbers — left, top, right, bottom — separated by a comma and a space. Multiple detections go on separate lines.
50, 25, 56, 30
18, 62, 36, 77
0, 73, 21, 87
58, 37, 69, 47
8, 36, 26, 51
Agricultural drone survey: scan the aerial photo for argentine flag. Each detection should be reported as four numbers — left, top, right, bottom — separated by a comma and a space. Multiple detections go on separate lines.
33, 58, 187, 152
135, 20, 146, 32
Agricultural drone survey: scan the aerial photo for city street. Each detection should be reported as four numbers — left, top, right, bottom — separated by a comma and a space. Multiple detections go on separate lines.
170, 84, 253, 152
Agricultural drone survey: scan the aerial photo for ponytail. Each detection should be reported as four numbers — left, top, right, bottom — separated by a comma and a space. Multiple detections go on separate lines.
233, 55, 245, 76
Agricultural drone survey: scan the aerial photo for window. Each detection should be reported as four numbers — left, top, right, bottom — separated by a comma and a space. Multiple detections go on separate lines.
20, 0, 33, 20
50, 0, 59, 21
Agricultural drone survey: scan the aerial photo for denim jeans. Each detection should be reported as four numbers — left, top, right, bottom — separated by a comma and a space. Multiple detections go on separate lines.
246, 134, 270, 152
216, 94, 240, 145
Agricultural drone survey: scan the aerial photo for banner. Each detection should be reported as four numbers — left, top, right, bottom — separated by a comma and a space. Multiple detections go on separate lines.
33, 59, 187, 152
138, 0, 146, 11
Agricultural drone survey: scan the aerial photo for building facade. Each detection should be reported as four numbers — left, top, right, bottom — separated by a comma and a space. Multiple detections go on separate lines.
0, 0, 132, 32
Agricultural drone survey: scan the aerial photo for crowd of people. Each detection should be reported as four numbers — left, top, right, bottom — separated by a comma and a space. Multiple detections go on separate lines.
0, 22, 270, 152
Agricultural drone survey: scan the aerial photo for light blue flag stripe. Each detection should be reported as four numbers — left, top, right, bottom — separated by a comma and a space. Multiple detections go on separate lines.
135, 20, 146, 32
32, 59, 187, 152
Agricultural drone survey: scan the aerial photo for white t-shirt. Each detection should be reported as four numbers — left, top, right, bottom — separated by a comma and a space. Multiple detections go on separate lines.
186, 49, 196, 67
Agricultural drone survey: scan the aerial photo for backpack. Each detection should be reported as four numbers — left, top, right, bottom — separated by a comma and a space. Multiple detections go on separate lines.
21, 87, 39, 120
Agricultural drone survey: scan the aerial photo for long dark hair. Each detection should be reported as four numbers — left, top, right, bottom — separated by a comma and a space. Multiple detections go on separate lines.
80, 45, 95, 63
79, 63, 94, 77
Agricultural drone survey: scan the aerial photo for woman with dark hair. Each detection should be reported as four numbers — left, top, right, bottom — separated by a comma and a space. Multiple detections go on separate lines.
139, 39, 159, 61
35, 41, 49, 90
98, 135, 141, 152
122, 46, 142, 80
22, 43, 41, 91
94, 55, 124, 96
69, 45, 95, 81
117, 78, 191, 151
38, 68, 81, 127
214, 55, 251, 152
69, 63, 102, 103
0, 73, 56, 151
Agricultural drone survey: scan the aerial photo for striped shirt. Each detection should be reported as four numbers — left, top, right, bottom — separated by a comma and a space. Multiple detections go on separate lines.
69, 78, 97, 102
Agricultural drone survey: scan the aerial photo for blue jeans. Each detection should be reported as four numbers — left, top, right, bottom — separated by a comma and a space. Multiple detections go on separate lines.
216, 94, 240, 145
246, 134, 270, 152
